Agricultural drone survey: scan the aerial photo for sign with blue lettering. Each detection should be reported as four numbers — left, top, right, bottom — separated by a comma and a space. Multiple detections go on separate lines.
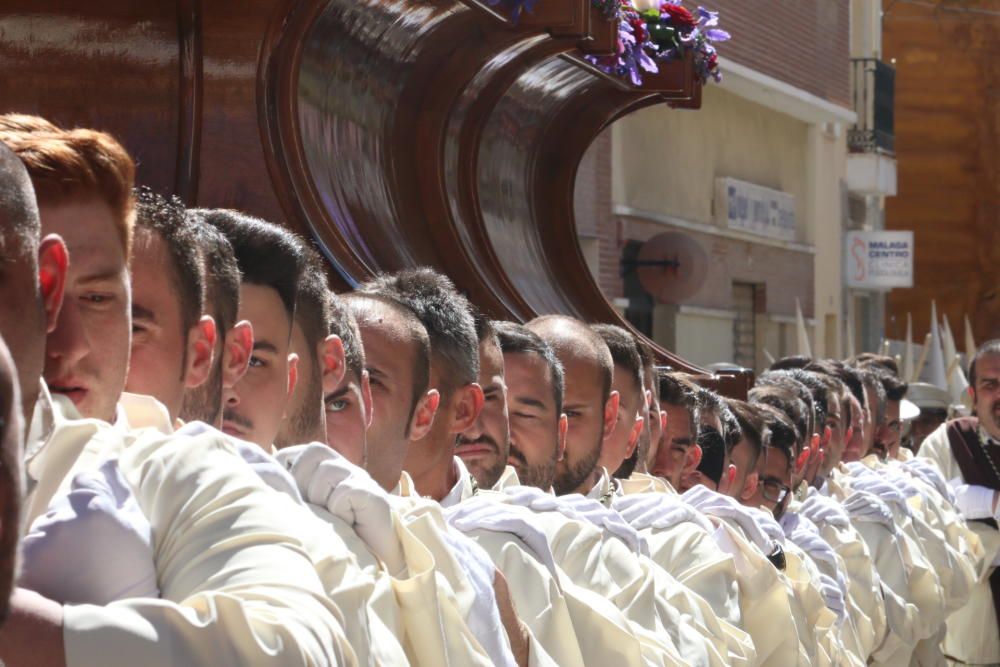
715, 177, 796, 242
845, 230, 914, 290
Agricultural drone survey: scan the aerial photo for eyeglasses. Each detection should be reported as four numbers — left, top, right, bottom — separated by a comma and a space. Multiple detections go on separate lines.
760, 477, 790, 504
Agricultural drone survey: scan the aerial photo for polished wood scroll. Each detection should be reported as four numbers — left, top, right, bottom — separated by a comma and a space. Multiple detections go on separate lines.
0, 0, 751, 396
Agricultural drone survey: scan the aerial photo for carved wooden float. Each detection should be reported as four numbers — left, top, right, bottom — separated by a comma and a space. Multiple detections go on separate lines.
0, 0, 751, 396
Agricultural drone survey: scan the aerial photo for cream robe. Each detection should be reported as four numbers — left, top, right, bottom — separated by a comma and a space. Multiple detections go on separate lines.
60, 425, 358, 667
918, 423, 1000, 665
824, 466, 938, 666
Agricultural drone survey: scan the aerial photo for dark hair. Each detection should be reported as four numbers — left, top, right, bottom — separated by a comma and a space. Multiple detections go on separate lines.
785, 369, 831, 426
728, 399, 766, 469
201, 209, 304, 323
495, 321, 565, 415
770, 355, 811, 371
0, 142, 39, 256
343, 292, 431, 420
810, 359, 865, 406
591, 324, 643, 396
852, 354, 908, 402
750, 385, 809, 450
857, 367, 887, 425
294, 245, 334, 355
187, 214, 240, 337
328, 293, 365, 383
134, 187, 204, 336
757, 371, 818, 439
658, 370, 700, 436
360, 268, 478, 397
636, 339, 656, 399
970, 339, 1000, 388
719, 399, 742, 451
755, 404, 795, 472
696, 424, 726, 485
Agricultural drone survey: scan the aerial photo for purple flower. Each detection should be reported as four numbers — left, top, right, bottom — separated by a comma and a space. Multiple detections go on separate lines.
705, 28, 730, 41
697, 7, 718, 27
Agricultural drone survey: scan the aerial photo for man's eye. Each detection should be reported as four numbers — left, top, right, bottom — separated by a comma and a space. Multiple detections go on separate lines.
83, 293, 113, 304
326, 399, 348, 413
248, 356, 265, 368
513, 412, 536, 420
565, 410, 581, 418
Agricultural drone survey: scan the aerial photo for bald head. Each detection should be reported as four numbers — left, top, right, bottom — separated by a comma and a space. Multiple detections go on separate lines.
0, 142, 40, 258
528, 315, 613, 404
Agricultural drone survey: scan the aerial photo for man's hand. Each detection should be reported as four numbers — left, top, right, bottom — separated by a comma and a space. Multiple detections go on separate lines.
0, 588, 65, 667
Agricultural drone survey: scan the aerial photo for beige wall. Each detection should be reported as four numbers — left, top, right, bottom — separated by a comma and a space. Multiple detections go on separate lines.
612, 85, 811, 241
674, 310, 735, 368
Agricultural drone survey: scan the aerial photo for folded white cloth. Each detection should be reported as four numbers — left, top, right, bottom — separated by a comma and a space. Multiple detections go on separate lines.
949, 479, 999, 521
844, 465, 914, 516
276, 443, 408, 577
445, 494, 560, 578
682, 485, 777, 555
816, 572, 847, 622
21, 458, 159, 605
781, 511, 849, 622
903, 458, 955, 504
613, 491, 715, 534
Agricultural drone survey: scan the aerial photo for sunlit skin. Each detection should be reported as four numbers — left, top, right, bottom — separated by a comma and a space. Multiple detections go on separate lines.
817, 394, 845, 479
861, 384, 884, 459
275, 320, 345, 449
635, 365, 658, 474
503, 351, 567, 489
972, 354, 1000, 440
551, 350, 618, 495
324, 368, 372, 469
841, 394, 866, 463
597, 364, 644, 475
726, 436, 759, 502
677, 410, 715, 492
222, 284, 298, 449
745, 446, 791, 516
651, 401, 695, 490
880, 399, 901, 460
42, 200, 131, 422
126, 230, 216, 422
457, 337, 510, 488
352, 305, 439, 491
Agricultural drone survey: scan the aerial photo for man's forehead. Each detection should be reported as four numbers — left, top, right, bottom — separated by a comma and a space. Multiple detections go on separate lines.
976, 354, 1000, 379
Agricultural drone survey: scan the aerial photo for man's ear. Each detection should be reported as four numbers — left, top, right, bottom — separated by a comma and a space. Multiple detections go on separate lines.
684, 443, 703, 472
183, 316, 217, 389
741, 471, 759, 502
557, 413, 568, 462
223, 320, 254, 389
286, 353, 299, 399
451, 383, 485, 433
38, 235, 69, 334
408, 389, 440, 441
718, 464, 737, 496
319, 334, 346, 394
625, 414, 645, 459
602, 391, 620, 440
360, 370, 374, 430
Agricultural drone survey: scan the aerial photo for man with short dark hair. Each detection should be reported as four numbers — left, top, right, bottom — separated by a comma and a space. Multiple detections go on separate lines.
457, 314, 511, 489
591, 324, 645, 485
125, 189, 216, 423
495, 322, 566, 489
204, 210, 305, 449
178, 216, 252, 427
360, 268, 484, 502
651, 372, 700, 491
526, 316, 618, 498
323, 296, 372, 468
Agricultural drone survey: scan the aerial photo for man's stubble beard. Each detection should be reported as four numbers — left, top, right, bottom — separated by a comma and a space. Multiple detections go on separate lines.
552, 433, 601, 495
180, 361, 223, 425
275, 364, 324, 448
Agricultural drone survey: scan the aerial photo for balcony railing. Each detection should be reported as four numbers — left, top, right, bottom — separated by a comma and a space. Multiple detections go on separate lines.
848, 58, 895, 155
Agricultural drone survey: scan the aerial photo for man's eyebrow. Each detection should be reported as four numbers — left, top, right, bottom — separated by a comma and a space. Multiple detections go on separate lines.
367, 365, 387, 380
672, 437, 694, 446
132, 304, 156, 322
514, 396, 547, 410
325, 386, 350, 402
78, 267, 125, 285
252, 341, 279, 353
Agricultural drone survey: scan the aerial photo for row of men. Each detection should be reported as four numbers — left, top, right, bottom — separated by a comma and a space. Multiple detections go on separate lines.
0, 114, 997, 666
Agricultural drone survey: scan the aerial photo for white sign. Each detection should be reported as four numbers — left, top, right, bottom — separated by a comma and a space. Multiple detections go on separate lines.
715, 177, 796, 242
845, 230, 914, 290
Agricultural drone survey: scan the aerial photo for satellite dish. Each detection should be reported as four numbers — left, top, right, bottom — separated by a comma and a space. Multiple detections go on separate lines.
633, 232, 708, 304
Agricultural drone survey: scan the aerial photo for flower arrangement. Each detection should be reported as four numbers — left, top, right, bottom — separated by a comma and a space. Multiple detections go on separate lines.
584, 0, 729, 87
